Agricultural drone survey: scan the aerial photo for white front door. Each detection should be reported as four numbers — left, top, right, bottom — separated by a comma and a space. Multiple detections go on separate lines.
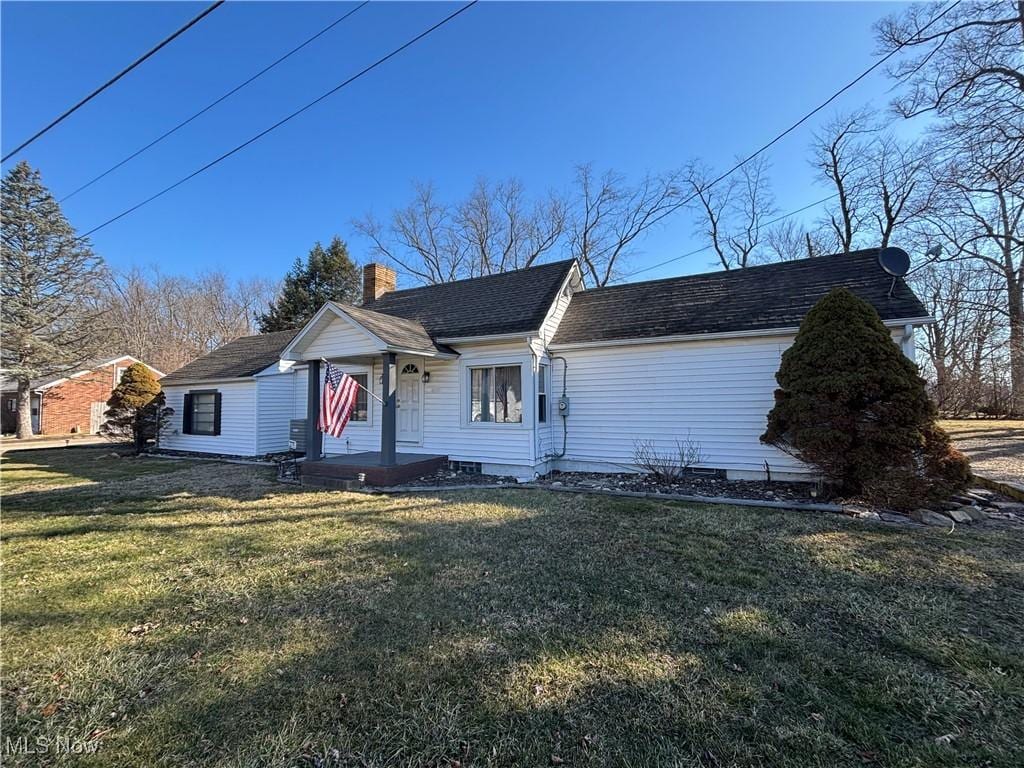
396, 361, 422, 443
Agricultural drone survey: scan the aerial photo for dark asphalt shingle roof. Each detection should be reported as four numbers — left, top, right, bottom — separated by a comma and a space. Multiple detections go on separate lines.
551, 249, 930, 345
362, 259, 577, 338
331, 303, 456, 355
160, 330, 298, 385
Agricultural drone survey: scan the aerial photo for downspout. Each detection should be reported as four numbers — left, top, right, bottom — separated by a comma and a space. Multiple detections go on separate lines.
546, 353, 568, 460
900, 323, 915, 362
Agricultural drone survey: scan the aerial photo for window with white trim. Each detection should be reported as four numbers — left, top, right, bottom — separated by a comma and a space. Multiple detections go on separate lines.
469, 365, 522, 423
350, 373, 368, 422
537, 364, 548, 423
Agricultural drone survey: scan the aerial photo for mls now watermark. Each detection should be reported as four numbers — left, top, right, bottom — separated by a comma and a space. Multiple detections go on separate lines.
4, 735, 101, 756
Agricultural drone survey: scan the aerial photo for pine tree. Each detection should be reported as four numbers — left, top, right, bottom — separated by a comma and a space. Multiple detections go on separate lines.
257, 236, 360, 332
1, 161, 109, 438
100, 363, 173, 453
761, 287, 970, 508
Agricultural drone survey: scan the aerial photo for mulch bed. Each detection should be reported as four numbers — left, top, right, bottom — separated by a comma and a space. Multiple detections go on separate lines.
402, 469, 820, 502
536, 471, 819, 503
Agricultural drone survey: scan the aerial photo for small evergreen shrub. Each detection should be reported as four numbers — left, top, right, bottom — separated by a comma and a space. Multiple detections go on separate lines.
761, 287, 970, 509
100, 363, 173, 453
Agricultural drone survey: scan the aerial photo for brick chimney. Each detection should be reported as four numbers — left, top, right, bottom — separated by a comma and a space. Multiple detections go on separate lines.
362, 263, 396, 304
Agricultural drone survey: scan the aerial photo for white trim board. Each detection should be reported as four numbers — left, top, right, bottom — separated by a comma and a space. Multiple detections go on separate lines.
548, 316, 935, 351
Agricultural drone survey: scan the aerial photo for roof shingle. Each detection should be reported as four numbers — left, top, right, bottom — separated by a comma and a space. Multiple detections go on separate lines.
551, 249, 929, 345
160, 330, 297, 385
331, 303, 456, 355
363, 259, 576, 338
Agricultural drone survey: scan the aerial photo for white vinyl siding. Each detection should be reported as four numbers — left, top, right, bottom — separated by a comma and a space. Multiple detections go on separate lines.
287, 342, 537, 469
301, 315, 380, 359
255, 373, 298, 454
551, 335, 808, 477
160, 381, 257, 456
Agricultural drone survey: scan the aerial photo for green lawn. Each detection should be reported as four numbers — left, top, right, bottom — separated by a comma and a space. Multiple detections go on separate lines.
2, 449, 1022, 767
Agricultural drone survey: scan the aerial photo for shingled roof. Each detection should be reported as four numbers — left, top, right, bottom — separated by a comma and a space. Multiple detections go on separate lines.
160, 330, 297, 385
330, 303, 456, 356
362, 259, 576, 338
551, 249, 930, 346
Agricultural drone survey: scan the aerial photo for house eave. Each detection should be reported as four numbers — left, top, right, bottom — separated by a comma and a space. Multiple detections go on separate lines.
385, 347, 459, 360
548, 316, 936, 351
159, 376, 256, 388
434, 332, 533, 345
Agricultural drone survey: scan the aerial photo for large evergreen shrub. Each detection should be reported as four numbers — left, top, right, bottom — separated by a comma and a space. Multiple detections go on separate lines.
761, 288, 969, 508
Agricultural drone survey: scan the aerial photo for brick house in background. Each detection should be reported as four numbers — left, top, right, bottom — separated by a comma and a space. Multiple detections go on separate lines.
0, 356, 163, 436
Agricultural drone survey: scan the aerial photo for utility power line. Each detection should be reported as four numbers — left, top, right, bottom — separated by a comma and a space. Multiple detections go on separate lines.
618, 134, 962, 280
2, 1, 225, 162
60, 1, 370, 202
79, 1, 478, 239
635, 0, 963, 237
619, 0, 963, 280
621, 136, 965, 280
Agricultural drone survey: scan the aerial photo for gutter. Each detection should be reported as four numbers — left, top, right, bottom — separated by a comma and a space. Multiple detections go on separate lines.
549, 316, 936, 351
434, 332, 532, 344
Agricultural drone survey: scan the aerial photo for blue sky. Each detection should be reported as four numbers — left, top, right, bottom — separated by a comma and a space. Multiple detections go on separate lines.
1, 1, 914, 287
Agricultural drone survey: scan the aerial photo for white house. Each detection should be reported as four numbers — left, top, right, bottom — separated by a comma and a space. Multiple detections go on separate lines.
158, 249, 931, 484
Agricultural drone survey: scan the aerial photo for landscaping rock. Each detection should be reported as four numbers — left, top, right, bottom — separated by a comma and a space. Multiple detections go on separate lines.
964, 506, 988, 523
946, 508, 973, 525
879, 512, 917, 525
991, 500, 1024, 513
932, 500, 962, 512
910, 509, 954, 527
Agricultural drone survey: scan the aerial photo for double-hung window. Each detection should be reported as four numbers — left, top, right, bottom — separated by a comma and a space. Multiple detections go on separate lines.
350, 373, 368, 422
537, 364, 548, 423
469, 365, 522, 423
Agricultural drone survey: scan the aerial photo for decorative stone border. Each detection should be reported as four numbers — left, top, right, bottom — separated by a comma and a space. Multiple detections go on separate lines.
369, 482, 849, 514
974, 474, 1024, 502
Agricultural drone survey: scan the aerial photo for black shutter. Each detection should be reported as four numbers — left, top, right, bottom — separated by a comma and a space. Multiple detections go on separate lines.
212, 392, 222, 436
182, 393, 193, 434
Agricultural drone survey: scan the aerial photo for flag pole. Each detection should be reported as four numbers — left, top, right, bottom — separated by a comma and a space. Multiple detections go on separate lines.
318, 358, 385, 404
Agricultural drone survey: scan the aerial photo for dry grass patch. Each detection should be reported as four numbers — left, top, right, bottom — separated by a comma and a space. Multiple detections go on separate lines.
2, 448, 1022, 767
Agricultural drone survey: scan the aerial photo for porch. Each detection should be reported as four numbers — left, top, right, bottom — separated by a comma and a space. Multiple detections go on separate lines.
299, 451, 448, 488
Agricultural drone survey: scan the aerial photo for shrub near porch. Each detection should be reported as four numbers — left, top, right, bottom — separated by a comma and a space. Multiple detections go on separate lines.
1, 448, 1022, 767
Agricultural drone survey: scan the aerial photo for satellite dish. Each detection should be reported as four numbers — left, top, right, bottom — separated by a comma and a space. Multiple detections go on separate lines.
877, 246, 910, 277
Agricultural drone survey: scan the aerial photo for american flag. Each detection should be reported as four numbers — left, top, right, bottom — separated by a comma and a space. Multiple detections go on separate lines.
318, 362, 360, 438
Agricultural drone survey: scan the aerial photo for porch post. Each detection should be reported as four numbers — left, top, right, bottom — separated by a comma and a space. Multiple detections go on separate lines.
380, 352, 397, 466
305, 359, 323, 459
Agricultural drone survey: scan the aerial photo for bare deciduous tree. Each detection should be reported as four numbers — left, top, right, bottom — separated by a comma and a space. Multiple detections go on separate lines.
458, 178, 565, 275
356, 178, 566, 285
763, 219, 834, 262
567, 164, 684, 285
355, 183, 467, 285
876, 0, 1024, 413
811, 110, 875, 253
102, 268, 276, 374
357, 167, 682, 287
913, 259, 1006, 414
684, 156, 776, 269
877, 0, 1024, 131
